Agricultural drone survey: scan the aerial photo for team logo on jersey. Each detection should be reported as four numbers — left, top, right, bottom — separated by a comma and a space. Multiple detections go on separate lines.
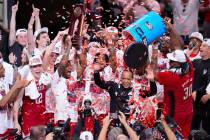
145, 21, 153, 30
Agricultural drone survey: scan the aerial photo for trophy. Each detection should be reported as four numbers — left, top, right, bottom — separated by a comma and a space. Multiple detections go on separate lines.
68, 3, 86, 49
123, 11, 166, 68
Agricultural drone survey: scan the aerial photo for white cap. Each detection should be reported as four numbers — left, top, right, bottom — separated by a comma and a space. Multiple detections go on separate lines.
106, 26, 118, 34
167, 50, 186, 63
55, 54, 73, 65
29, 55, 43, 66
79, 131, 93, 140
203, 38, 210, 47
34, 27, 48, 39
190, 32, 203, 42
16, 28, 27, 36
88, 42, 101, 48
52, 41, 62, 54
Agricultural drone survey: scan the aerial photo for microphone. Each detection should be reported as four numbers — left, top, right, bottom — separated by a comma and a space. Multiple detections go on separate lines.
166, 116, 178, 128
61, 118, 71, 133
166, 116, 184, 139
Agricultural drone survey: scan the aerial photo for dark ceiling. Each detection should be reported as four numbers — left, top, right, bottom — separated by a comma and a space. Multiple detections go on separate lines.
15, 0, 81, 38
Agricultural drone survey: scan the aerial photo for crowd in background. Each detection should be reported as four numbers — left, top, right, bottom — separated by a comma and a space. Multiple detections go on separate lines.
0, 0, 210, 140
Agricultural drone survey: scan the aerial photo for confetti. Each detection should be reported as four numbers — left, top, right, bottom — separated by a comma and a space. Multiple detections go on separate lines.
61, 27, 66, 30
105, 10, 111, 12
43, 8, 46, 11
66, 11, 70, 14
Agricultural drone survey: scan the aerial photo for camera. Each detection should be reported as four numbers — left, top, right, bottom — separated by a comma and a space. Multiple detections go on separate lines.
82, 99, 93, 117
155, 103, 184, 139
46, 118, 71, 140
132, 122, 145, 136
110, 112, 119, 119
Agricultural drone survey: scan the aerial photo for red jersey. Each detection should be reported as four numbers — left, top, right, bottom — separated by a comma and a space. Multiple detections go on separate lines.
22, 81, 47, 136
157, 61, 194, 138
157, 62, 194, 116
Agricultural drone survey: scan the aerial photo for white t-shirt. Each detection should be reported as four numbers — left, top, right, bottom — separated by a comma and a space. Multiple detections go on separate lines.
184, 49, 201, 61
3, 62, 14, 85
171, 0, 200, 35
0, 78, 13, 134
51, 71, 79, 123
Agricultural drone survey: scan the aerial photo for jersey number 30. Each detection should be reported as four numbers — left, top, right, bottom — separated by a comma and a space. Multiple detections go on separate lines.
183, 85, 192, 100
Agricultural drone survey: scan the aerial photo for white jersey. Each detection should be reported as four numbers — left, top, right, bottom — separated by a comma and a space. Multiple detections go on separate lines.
3, 62, 14, 85
51, 71, 79, 123
0, 78, 13, 134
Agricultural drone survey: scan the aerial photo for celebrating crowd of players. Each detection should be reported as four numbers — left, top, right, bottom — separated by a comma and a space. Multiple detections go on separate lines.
0, 0, 210, 140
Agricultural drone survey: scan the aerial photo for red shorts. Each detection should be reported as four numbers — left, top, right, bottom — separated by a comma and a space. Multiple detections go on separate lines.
174, 112, 193, 138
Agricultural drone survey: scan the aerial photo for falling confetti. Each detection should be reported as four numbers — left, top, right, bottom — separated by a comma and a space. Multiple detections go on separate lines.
61, 27, 66, 30
43, 8, 46, 11
66, 11, 70, 14
105, 10, 111, 12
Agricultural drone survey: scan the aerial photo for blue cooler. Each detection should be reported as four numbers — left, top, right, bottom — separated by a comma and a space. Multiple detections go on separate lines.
123, 11, 166, 46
